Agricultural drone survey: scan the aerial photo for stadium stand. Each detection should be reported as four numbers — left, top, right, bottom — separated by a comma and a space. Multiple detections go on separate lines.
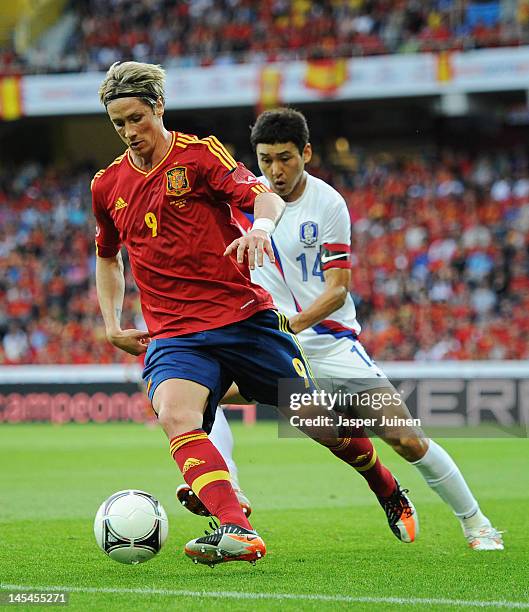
1, 147, 528, 364
1, 0, 527, 74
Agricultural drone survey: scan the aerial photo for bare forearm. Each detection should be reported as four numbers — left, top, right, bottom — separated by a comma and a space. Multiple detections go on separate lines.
254, 191, 285, 224
95, 253, 150, 356
96, 253, 125, 336
289, 286, 347, 333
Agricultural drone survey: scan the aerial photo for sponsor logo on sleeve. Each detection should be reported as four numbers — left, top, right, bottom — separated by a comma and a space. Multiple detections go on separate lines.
320, 252, 348, 264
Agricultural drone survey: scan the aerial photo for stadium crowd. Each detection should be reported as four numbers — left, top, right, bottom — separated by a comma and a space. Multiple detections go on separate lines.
1, 146, 528, 364
1, 0, 527, 74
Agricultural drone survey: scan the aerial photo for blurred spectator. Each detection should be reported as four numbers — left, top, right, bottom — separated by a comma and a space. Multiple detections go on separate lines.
3, 0, 529, 74
312, 145, 529, 361
3, 324, 30, 362
2, 144, 529, 364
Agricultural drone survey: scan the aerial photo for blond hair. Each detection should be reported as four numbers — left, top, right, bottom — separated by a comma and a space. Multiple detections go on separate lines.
98, 61, 166, 108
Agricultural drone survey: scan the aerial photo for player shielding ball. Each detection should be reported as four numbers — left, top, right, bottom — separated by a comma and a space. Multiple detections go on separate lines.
177, 108, 503, 552
92, 62, 417, 566
92, 61, 297, 566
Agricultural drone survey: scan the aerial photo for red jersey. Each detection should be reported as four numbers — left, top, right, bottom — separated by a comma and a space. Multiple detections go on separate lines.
91, 131, 275, 339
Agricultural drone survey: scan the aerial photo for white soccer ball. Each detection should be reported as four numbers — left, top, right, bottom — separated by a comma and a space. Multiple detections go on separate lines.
94, 489, 168, 564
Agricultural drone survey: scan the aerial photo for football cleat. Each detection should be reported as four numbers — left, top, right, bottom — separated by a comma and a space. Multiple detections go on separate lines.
377, 479, 418, 543
464, 525, 504, 551
176, 484, 252, 518
185, 523, 266, 566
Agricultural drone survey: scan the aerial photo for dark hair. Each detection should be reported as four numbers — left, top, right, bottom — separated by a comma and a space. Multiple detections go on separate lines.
250, 108, 310, 154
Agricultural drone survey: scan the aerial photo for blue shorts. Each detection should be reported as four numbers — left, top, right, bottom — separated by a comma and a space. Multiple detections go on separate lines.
142, 309, 315, 432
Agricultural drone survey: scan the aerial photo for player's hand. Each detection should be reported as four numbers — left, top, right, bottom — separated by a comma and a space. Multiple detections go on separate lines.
107, 329, 151, 356
223, 229, 275, 270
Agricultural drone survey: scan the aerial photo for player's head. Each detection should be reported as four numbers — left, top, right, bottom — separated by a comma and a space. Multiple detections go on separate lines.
99, 61, 166, 157
250, 108, 312, 202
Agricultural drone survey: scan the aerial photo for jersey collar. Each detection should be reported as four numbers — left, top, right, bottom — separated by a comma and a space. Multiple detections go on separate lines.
126, 131, 176, 177
284, 172, 310, 208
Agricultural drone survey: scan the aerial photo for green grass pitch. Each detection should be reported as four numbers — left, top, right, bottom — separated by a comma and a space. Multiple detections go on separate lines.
1, 422, 528, 611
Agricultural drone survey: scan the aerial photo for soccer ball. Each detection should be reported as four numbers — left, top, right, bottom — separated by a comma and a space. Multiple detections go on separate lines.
94, 489, 168, 564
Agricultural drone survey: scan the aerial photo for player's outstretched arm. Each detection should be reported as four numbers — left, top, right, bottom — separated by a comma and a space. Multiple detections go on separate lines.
224, 192, 285, 269
96, 253, 150, 355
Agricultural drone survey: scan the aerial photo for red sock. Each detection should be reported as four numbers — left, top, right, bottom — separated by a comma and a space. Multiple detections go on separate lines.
326, 434, 396, 498
170, 429, 252, 529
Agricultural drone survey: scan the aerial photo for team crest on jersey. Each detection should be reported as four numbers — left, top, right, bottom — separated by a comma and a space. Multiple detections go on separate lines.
299, 221, 318, 246
166, 166, 191, 196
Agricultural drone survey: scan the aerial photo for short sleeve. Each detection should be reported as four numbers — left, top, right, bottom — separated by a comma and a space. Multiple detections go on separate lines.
199, 135, 271, 211
321, 197, 352, 271
91, 176, 121, 258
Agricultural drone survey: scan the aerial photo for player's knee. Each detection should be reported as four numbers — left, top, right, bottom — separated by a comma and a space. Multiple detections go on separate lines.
157, 404, 203, 437
388, 435, 428, 462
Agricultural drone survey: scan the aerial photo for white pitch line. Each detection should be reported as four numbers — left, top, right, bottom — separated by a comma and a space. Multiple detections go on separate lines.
1, 584, 529, 609
0, 584, 529, 609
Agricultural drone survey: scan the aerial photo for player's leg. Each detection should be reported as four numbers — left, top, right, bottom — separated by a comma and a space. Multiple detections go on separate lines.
409, 439, 503, 550
214, 383, 396, 524
143, 339, 265, 565
330, 337, 503, 551
209, 406, 240, 490
217, 309, 417, 542
321, 424, 417, 543
306, 344, 419, 543
320, 424, 396, 497
178, 418, 405, 529
153, 379, 246, 524
177, 403, 253, 517
378, 419, 502, 549
235, 315, 397, 498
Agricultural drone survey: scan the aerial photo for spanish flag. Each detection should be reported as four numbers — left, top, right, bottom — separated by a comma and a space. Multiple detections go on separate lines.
304, 58, 347, 95
257, 66, 283, 113
437, 51, 453, 83
0, 76, 23, 121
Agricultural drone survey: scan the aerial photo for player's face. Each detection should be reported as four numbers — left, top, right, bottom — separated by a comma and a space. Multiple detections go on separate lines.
256, 142, 312, 202
106, 97, 164, 159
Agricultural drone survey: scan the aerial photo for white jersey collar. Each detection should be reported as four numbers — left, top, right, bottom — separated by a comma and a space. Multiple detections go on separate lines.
284, 171, 310, 208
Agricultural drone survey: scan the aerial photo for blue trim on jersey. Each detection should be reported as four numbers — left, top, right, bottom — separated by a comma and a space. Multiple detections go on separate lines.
244, 211, 301, 313
350, 343, 373, 366
270, 240, 284, 275
270, 245, 302, 313
312, 321, 358, 340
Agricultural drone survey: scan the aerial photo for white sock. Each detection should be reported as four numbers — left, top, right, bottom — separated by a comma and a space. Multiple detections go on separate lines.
411, 440, 488, 528
209, 406, 241, 491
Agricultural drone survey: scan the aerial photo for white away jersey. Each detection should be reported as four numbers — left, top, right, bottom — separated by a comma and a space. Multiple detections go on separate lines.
233, 172, 361, 355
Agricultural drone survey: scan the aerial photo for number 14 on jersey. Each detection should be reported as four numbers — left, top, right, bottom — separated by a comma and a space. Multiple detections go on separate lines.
296, 253, 324, 282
